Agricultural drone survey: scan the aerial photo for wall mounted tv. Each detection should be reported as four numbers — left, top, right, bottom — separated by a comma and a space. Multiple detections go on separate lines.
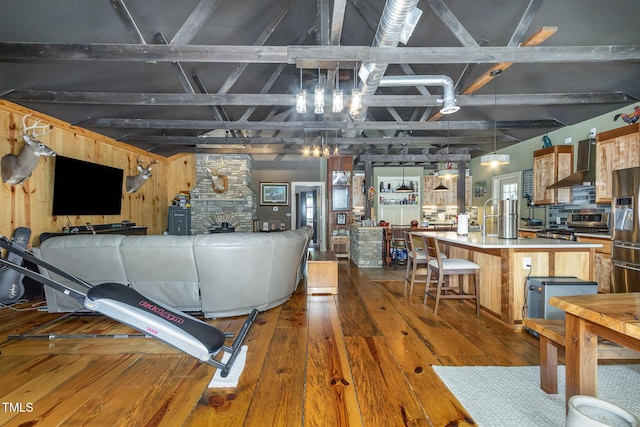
52, 156, 124, 216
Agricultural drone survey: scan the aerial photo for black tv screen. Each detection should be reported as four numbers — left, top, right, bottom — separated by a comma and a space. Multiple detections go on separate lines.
52, 156, 124, 216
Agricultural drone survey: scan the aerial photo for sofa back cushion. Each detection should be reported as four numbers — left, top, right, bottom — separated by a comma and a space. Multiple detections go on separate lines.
38, 234, 128, 312
120, 235, 201, 311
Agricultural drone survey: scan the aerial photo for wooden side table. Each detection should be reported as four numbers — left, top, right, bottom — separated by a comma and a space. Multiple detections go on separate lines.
330, 235, 350, 261
307, 250, 338, 294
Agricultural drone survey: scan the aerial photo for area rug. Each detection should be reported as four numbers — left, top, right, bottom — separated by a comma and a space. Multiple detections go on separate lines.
207, 345, 248, 388
432, 364, 640, 427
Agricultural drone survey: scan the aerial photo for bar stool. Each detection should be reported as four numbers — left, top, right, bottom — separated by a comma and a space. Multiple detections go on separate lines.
390, 225, 410, 266
422, 235, 481, 315
404, 232, 428, 295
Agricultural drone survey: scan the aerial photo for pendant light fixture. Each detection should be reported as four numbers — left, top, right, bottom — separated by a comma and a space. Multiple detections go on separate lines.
480, 70, 510, 166
314, 66, 324, 114
396, 161, 413, 193
433, 122, 450, 191
433, 181, 450, 192
349, 63, 362, 116
296, 67, 307, 114
332, 64, 344, 113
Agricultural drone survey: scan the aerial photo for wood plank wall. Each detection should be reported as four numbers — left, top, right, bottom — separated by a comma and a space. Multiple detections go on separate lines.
0, 101, 195, 244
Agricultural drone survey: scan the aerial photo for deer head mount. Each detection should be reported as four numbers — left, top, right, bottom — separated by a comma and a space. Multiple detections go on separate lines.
125, 155, 157, 194
206, 156, 229, 194
1, 114, 56, 185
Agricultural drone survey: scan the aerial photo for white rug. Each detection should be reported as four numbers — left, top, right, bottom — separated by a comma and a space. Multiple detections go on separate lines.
432, 364, 640, 427
208, 345, 248, 388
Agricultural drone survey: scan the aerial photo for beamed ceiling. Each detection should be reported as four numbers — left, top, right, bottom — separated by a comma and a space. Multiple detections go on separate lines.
0, 0, 638, 168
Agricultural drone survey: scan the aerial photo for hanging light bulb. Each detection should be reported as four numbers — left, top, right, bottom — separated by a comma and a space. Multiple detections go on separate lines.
312, 145, 320, 157
314, 67, 324, 114
296, 67, 307, 114
349, 63, 362, 116
332, 64, 343, 113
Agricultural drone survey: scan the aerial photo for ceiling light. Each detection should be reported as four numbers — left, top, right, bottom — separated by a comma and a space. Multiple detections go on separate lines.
396, 162, 413, 193
433, 182, 449, 192
438, 162, 458, 178
349, 64, 363, 116
349, 88, 362, 116
295, 67, 306, 114
314, 67, 324, 114
296, 89, 307, 114
332, 64, 344, 113
314, 85, 324, 114
480, 154, 510, 166
481, 73, 510, 166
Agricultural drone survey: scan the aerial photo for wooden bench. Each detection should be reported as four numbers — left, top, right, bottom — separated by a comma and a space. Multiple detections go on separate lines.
306, 250, 338, 295
523, 318, 640, 394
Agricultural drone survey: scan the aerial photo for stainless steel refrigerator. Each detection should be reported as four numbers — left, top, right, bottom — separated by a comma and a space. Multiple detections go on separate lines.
612, 166, 640, 292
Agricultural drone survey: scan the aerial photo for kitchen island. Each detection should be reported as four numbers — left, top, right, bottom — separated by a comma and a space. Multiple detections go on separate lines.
410, 231, 602, 330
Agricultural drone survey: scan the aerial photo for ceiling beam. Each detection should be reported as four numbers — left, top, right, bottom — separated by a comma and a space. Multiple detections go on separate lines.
1, 43, 638, 63
117, 135, 514, 146
6, 90, 630, 107
77, 118, 562, 131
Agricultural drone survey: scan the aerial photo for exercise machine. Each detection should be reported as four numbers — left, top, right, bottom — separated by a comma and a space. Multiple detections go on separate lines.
0, 227, 31, 304
0, 235, 256, 377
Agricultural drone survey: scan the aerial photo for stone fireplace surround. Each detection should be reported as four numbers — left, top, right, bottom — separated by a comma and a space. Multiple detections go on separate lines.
189, 154, 257, 234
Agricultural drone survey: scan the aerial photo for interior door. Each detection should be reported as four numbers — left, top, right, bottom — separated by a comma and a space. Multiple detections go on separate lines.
299, 190, 318, 245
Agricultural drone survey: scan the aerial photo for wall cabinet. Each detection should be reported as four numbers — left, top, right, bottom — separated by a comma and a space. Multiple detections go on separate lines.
533, 145, 573, 205
422, 175, 472, 207
595, 124, 640, 204
376, 175, 420, 225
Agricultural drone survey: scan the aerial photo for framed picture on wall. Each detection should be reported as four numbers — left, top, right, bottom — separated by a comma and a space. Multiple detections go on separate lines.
336, 212, 347, 225
332, 186, 349, 211
332, 170, 351, 186
260, 182, 289, 205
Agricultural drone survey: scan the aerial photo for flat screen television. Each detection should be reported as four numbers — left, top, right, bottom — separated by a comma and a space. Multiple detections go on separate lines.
52, 156, 124, 216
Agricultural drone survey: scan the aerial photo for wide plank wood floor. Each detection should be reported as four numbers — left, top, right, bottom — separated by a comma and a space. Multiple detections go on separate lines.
0, 262, 544, 426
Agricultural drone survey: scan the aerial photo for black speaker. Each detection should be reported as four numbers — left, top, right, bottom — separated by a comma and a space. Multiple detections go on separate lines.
168, 206, 191, 235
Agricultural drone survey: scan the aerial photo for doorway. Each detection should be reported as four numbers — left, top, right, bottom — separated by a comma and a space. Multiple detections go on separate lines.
291, 181, 326, 251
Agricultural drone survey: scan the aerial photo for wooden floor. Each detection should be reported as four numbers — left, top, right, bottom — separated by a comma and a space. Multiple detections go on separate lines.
0, 262, 545, 426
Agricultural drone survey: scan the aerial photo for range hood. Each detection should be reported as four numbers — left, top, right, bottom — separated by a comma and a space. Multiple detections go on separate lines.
547, 138, 596, 189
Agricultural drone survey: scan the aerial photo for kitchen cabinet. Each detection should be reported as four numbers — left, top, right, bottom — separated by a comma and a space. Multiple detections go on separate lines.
533, 145, 573, 205
422, 175, 472, 207
376, 175, 420, 225
575, 235, 612, 293
595, 124, 640, 204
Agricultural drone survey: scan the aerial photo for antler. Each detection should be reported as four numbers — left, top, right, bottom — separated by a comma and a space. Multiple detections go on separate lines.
205, 156, 224, 174
136, 155, 157, 170
22, 114, 53, 138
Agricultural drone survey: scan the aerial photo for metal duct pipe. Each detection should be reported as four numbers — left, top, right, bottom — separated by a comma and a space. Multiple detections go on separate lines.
345, 0, 419, 135
379, 75, 460, 114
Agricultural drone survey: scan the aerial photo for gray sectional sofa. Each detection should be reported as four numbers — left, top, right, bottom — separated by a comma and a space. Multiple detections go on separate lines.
35, 225, 313, 318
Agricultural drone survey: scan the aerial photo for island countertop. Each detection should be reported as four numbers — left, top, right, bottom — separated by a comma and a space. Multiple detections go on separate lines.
409, 231, 600, 329
410, 231, 602, 250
